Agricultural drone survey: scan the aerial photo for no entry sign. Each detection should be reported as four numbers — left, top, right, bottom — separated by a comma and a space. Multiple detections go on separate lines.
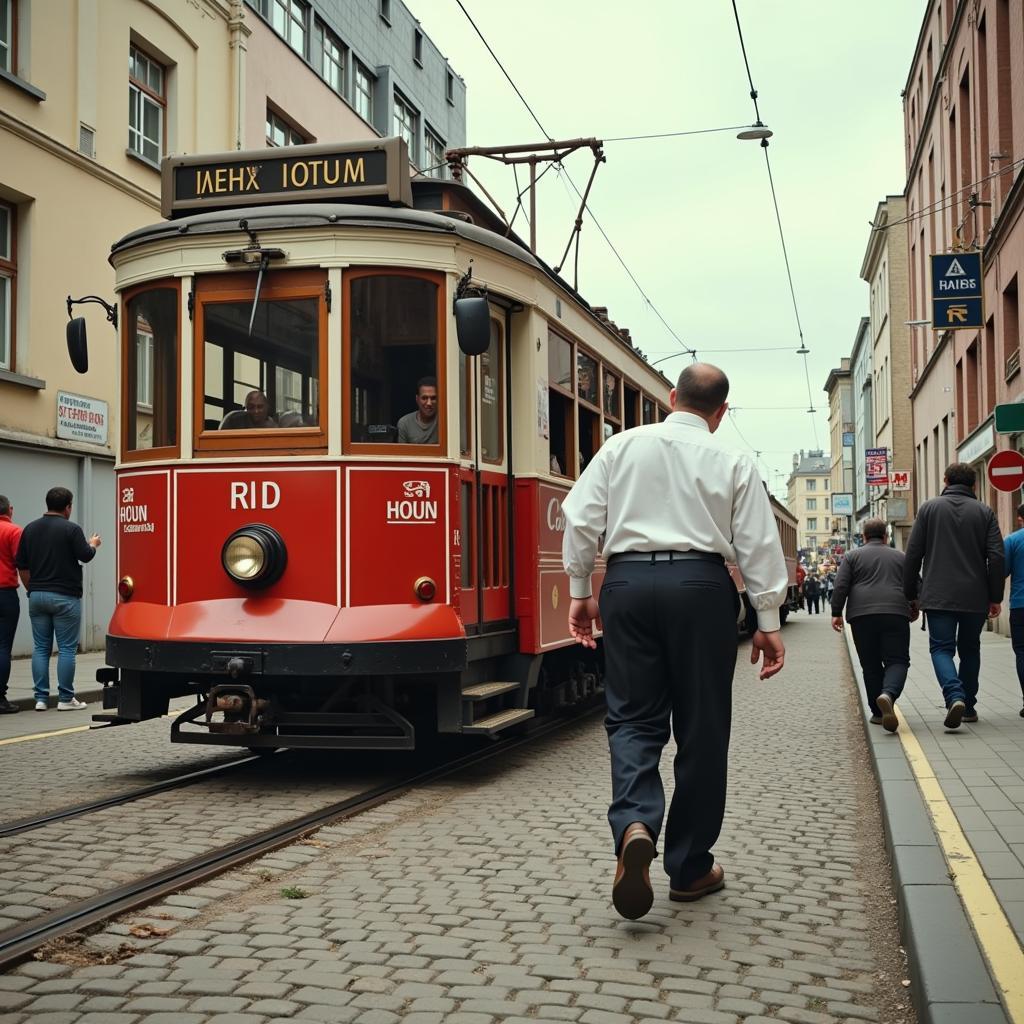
987, 450, 1024, 492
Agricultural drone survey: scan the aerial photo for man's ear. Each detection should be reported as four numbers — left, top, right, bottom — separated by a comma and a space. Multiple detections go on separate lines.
668, 387, 677, 408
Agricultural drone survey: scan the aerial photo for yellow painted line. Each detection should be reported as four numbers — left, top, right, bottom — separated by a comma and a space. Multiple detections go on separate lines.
0, 702, 196, 747
895, 705, 1024, 1021
0, 723, 92, 745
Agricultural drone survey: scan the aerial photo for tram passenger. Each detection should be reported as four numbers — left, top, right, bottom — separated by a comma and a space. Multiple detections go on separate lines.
219, 390, 278, 430
561, 362, 787, 921
397, 377, 439, 444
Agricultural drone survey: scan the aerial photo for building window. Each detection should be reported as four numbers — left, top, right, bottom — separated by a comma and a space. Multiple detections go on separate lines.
808, 518, 818, 531
0, 0, 13, 74
317, 20, 345, 95
824, 478, 829, 490
807, 536, 816, 548
446, 70, 454, 104
354, 60, 374, 123
393, 91, 418, 160
266, 108, 305, 147
0, 202, 14, 371
271, 0, 308, 57
806, 498, 817, 511
128, 43, 166, 165
806, 479, 816, 491
379, 0, 391, 23
424, 127, 446, 177
413, 29, 423, 66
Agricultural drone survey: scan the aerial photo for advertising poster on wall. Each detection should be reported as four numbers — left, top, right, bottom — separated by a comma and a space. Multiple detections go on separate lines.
865, 447, 889, 486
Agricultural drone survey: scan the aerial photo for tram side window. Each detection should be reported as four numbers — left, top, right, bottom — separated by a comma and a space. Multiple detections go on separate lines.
623, 383, 639, 428
126, 287, 177, 452
480, 320, 503, 463
349, 274, 439, 445
203, 297, 319, 430
547, 329, 574, 476
642, 396, 656, 424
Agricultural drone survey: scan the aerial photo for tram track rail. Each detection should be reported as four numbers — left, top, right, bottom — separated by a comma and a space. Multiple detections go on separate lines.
0, 754, 267, 840
0, 702, 603, 973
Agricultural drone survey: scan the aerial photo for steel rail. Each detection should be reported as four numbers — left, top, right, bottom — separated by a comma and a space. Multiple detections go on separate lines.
0, 703, 603, 972
0, 755, 265, 840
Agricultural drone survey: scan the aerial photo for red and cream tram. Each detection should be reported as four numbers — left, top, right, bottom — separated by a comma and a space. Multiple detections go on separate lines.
70, 137, 790, 751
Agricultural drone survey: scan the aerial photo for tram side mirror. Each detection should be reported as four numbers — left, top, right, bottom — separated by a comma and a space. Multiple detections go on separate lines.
66, 318, 89, 374
454, 296, 490, 356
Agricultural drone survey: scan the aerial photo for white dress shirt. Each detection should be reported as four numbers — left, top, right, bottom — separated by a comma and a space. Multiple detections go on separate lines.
561, 411, 789, 631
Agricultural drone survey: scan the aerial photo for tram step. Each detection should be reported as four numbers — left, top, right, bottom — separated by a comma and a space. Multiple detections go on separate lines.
463, 708, 535, 736
460, 681, 520, 701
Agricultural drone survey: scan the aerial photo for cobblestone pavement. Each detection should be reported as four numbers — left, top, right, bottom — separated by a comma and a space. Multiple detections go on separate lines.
0, 613, 916, 1023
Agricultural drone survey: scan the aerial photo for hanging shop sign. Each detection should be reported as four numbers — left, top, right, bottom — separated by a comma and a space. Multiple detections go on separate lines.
931, 251, 983, 330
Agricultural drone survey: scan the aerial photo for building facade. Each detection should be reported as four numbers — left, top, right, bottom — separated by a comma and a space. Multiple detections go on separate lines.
850, 316, 874, 529
0, 0, 464, 656
823, 358, 853, 551
904, 0, 1023, 537
786, 449, 832, 564
862, 197, 915, 548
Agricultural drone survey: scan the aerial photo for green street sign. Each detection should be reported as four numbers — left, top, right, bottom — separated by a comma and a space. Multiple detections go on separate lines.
995, 402, 1024, 433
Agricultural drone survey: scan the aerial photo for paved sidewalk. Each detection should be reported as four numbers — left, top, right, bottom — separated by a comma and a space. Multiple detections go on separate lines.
0, 615, 915, 1023
896, 620, 1024, 942
2, 650, 107, 710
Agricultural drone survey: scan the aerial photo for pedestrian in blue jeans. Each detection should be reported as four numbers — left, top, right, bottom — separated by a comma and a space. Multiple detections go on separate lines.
15, 486, 101, 711
904, 463, 1004, 729
1002, 503, 1024, 718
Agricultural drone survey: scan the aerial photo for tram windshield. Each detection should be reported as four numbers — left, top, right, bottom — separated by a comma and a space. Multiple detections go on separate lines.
203, 298, 320, 430
349, 273, 440, 445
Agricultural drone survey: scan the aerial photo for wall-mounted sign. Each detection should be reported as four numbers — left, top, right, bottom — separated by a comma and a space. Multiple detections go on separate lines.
865, 447, 889, 486
958, 421, 995, 465
886, 498, 910, 521
162, 138, 413, 217
931, 251, 983, 330
56, 390, 109, 446
831, 492, 854, 516
890, 470, 911, 491
842, 431, 855, 447
995, 402, 1024, 434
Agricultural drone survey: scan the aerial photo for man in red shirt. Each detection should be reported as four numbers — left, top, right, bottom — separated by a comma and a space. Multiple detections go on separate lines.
0, 495, 22, 713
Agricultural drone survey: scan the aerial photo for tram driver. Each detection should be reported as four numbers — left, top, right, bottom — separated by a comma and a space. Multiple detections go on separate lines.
220, 390, 278, 430
396, 377, 439, 444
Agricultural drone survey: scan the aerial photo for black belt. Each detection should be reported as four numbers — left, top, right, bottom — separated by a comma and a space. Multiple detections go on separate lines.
607, 550, 724, 565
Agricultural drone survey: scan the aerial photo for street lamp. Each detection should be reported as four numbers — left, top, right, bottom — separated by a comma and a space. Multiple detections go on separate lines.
737, 123, 773, 141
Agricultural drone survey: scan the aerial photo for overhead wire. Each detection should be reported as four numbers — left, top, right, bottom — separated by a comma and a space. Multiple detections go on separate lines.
604, 124, 759, 143
730, 0, 819, 446
453, 0, 697, 360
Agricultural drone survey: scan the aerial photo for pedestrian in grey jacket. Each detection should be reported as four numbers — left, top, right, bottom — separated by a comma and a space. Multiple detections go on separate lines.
904, 462, 1004, 729
831, 519, 917, 732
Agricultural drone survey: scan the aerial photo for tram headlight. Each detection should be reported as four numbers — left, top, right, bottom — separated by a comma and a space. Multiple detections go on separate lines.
221, 525, 287, 589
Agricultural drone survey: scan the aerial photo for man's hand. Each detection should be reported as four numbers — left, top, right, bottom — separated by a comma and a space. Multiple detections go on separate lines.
831, 616, 844, 633
750, 629, 785, 680
89, 534, 102, 549
567, 596, 602, 649
909, 600, 920, 623
988, 602, 1001, 619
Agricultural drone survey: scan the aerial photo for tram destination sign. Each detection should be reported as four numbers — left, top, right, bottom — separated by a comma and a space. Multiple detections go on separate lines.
162, 137, 414, 218
931, 251, 983, 330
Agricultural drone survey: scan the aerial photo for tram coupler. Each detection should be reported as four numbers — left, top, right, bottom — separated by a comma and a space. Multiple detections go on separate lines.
96, 666, 119, 710
205, 683, 270, 734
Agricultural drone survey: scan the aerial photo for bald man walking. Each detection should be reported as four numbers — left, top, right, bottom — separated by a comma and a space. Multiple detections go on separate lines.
562, 364, 788, 920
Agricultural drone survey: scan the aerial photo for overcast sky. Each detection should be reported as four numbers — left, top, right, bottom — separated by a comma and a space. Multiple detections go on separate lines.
405, 0, 926, 498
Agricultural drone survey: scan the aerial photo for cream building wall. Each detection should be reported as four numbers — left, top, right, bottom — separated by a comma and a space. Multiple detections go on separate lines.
786, 451, 832, 562
862, 197, 914, 549
824, 360, 852, 542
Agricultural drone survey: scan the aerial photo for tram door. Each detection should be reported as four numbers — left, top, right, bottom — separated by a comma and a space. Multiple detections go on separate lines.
458, 316, 510, 628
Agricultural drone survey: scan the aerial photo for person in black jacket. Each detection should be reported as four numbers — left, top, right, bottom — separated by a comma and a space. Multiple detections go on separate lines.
803, 574, 821, 614
904, 463, 1004, 729
831, 518, 917, 732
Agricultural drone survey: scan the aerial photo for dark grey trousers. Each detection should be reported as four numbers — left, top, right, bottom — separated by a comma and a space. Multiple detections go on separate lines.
599, 557, 738, 889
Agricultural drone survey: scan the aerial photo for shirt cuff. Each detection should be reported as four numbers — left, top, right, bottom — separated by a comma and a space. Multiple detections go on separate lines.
756, 607, 781, 632
569, 575, 593, 600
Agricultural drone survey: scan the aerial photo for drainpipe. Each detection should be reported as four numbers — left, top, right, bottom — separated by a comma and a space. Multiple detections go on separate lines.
228, 0, 248, 151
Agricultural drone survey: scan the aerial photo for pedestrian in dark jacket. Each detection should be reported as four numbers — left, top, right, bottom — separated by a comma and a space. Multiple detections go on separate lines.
904, 462, 1004, 729
804, 574, 820, 614
832, 518, 916, 732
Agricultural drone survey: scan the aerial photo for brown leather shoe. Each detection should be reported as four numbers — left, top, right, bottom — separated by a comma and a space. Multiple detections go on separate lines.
612, 822, 655, 920
670, 863, 725, 902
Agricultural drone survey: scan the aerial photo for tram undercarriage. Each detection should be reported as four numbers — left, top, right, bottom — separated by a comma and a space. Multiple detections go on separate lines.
94, 637, 604, 751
